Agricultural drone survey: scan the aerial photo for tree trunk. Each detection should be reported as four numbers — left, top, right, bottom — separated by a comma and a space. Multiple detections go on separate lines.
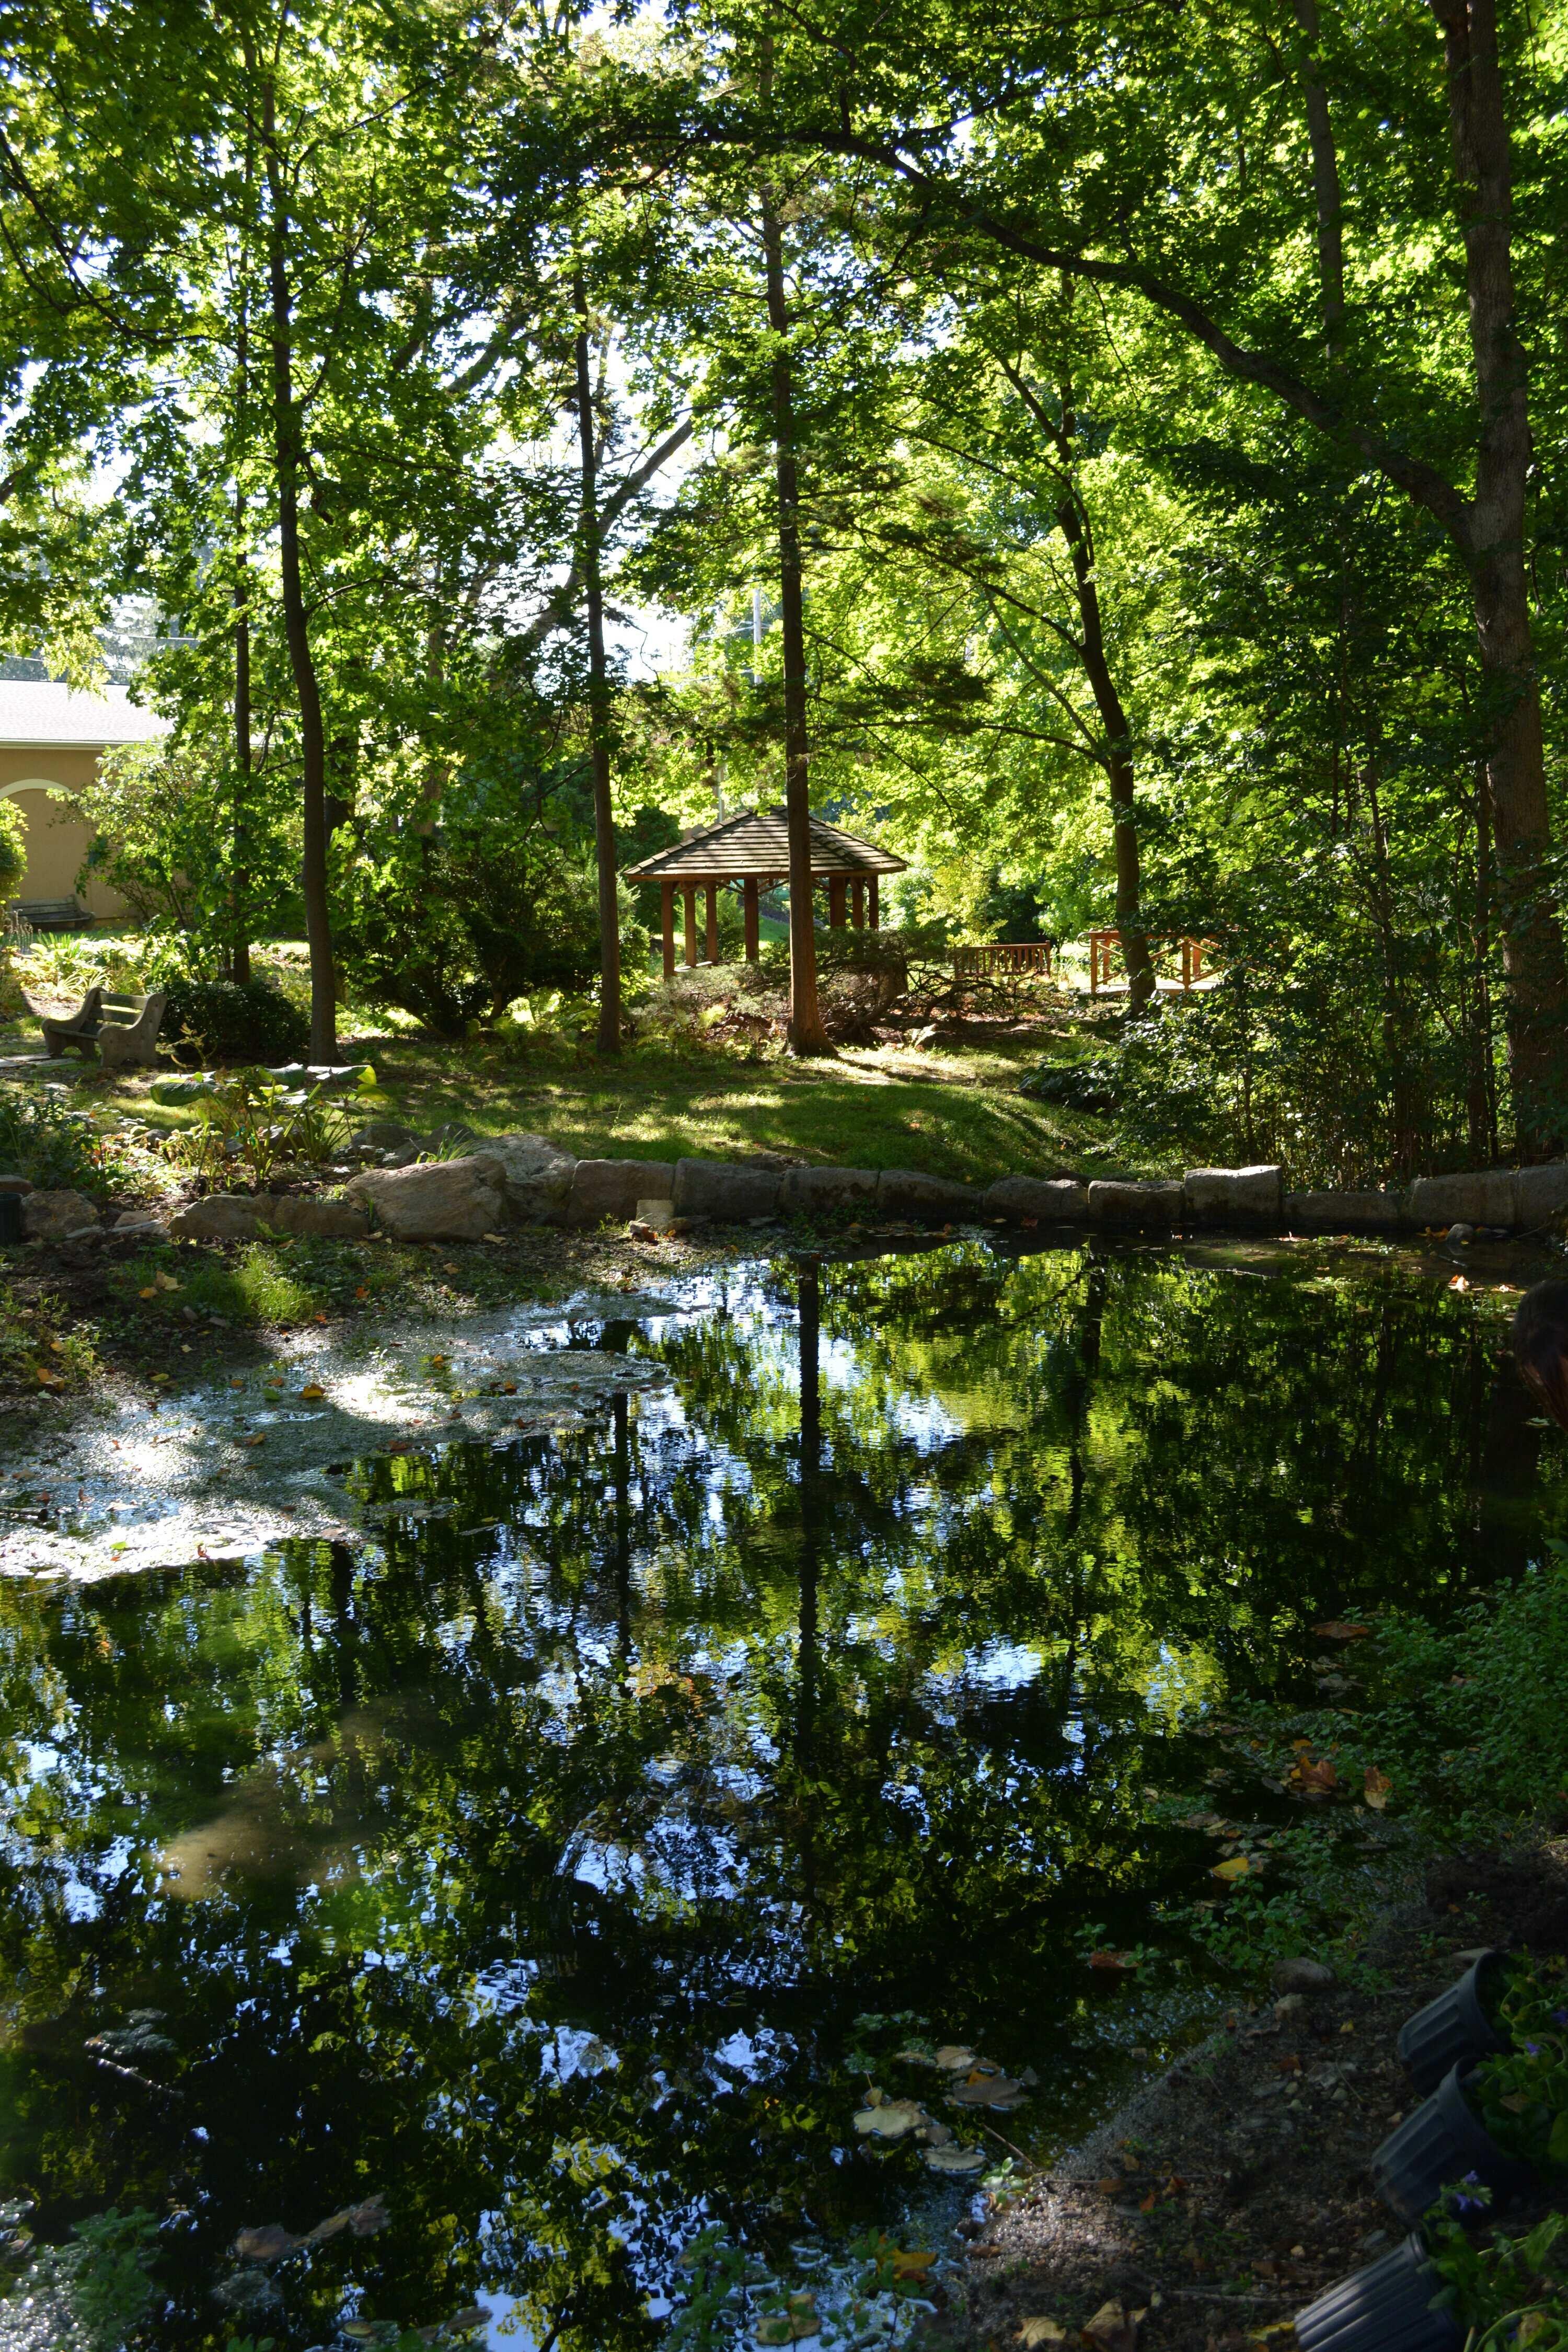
261, 80, 336, 1064
1469, 760, 1498, 1161
759, 64, 832, 1057
1431, 0, 1566, 1154
1020, 342, 1155, 1009
1051, 476, 1153, 1008
1289, 0, 1346, 352
573, 276, 621, 1058
232, 529, 252, 988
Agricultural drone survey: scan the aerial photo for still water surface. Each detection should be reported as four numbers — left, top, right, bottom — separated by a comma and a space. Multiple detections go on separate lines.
0, 1238, 1560, 2347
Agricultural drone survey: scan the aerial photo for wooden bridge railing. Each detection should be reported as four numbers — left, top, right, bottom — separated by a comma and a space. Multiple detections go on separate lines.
1087, 930, 1213, 995
952, 940, 1056, 980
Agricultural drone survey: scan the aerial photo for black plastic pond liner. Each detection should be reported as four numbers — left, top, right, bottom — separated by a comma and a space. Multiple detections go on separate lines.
1294, 2230, 1462, 2352
1398, 1951, 1508, 2096
1370, 2062, 1536, 2226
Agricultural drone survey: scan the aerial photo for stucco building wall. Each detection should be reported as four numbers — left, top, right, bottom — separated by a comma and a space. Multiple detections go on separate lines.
0, 747, 130, 920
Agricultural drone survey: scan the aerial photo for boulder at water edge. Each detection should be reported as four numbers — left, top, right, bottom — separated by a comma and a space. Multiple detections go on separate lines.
344, 1154, 507, 1241
21, 1190, 99, 1241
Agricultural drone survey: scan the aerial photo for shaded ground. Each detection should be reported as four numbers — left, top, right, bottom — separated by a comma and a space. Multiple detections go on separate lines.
925, 1844, 1568, 2352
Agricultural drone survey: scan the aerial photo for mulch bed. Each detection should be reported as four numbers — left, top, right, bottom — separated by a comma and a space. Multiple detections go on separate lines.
922, 1842, 1568, 2352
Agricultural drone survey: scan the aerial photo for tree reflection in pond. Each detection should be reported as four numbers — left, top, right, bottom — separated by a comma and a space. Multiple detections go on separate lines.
0, 1240, 1559, 2348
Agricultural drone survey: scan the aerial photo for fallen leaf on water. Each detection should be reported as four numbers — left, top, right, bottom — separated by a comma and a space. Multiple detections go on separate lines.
1364, 1766, 1393, 1811
1313, 1621, 1371, 1642
950, 2071, 1028, 2107
241, 1435, 265, 1448
853, 2097, 928, 2139
1212, 1855, 1251, 1882
302, 2193, 389, 2245
1089, 1950, 1137, 1974
1289, 1756, 1339, 1797
925, 2143, 987, 2173
932, 2044, 975, 2071
233, 2224, 297, 2263
1448, 1273, 1470, 1292
1083, 2299, 1144, 2352
1016, 2322, 1067, 2347
299, 1383, 326, 1401
892, 2249, 935, 2279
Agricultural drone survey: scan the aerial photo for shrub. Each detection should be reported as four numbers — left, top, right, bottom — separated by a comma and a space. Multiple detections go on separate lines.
338, 813, 648, 1039
0, 1085, 119, 1193
0, 796, 24, 901
159, 978, 311, 1067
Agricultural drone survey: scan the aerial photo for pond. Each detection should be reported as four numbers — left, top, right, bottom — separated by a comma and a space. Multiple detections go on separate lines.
0, 1236, 1561, 2350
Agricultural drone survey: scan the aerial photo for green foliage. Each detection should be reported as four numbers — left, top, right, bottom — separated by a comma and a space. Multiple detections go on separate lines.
1425, 2200, 1568, 2349
339, 806, 647, 1039
159, 978, 312, 1068
17, 2206, 162, 2352
1339, 1548, 1568, 1838
1469, 1956, 1568, 2171
0, 1082, 121, 1194
165, 1070, 351, 1190
0, 795, 24, 900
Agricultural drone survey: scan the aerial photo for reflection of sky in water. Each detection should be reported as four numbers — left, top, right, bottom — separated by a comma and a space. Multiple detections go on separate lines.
0, 1243, 1557, 2348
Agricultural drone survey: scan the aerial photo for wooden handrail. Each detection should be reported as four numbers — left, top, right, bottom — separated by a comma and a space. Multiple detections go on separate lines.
952, 940, 1056, 979
1086, 930, 1215, 995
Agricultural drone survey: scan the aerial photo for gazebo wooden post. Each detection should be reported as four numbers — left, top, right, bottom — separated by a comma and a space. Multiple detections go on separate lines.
743, 878, 760, 961
828, 875, 847, 928
660, 880, 676, 980
683, 883, 697, 967
705, 881, 719, 963
869, 874, 879, 930
851, 878, 865, 930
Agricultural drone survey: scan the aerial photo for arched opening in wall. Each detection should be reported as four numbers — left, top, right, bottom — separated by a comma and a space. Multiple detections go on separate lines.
2, 782, 117, 920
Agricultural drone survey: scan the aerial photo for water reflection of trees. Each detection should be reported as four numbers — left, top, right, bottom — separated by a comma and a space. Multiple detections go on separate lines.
0, 1244, 1560, 2348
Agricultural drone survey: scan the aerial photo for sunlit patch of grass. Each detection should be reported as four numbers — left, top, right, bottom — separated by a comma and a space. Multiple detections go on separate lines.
354, 1027, 1143, 1180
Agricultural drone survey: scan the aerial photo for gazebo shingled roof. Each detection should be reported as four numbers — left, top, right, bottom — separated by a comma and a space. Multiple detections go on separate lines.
622, 805, 907, 974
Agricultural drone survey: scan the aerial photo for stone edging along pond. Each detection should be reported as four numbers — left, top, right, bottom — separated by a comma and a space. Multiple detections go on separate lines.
268, 1136, 1568, 1244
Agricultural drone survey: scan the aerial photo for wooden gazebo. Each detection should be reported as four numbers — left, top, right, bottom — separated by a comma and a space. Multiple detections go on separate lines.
623, 806, 908, 978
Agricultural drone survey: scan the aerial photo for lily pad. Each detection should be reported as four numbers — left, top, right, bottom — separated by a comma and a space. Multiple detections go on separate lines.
924, 2143, 987, 2173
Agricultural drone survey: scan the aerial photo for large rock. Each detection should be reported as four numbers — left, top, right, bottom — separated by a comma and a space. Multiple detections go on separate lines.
350, 1117, 418, 1150
1286, 1189, 1404, 1235
168, 1194, 262, 1242
484, 1132, 578, 1225
568, 1159, 677, 1228
777, 1165, 880, 1217
672, 1158, 782, 1221
986, 1175, 1090, 1225
1515, 1163, 1568, 1230
254, 1194, 370, 1240
21, 1189, 99, 1241
876, 1168, 979, 1223
1183, 1165, 1284, 1228
1089, 1179, 1183, 1226
344, 1153, 506, 1241
1406, 1170, 1517, 1229
0, 1173, 33, 1197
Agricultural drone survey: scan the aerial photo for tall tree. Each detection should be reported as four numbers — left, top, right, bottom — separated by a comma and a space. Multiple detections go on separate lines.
686, 0, 1568, 1143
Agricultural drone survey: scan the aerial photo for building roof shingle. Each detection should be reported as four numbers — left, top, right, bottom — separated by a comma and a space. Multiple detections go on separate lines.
0, 681, 170, 748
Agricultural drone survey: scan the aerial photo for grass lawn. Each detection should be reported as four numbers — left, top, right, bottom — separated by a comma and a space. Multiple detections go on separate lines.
355, 1031, 1138, 1183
